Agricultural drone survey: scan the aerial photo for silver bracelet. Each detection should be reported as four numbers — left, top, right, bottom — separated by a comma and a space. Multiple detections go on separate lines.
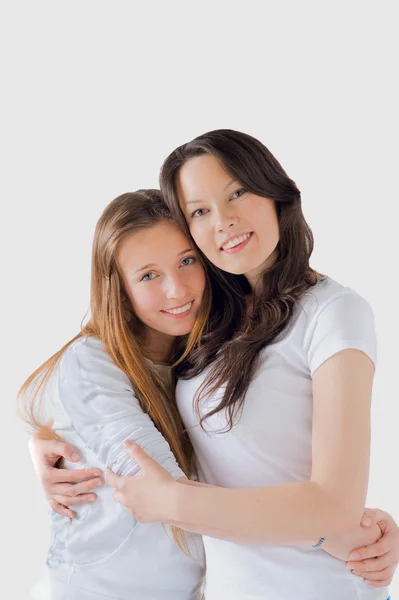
312, 537, 325, 548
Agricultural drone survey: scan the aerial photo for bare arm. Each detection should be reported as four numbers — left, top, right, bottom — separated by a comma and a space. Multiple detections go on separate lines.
164, 349, 374, 542
107, 349, 374, 544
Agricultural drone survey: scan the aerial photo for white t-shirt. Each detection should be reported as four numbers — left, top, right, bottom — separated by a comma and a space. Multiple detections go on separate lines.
32, 336, 204, 600
176, 277, 388, 600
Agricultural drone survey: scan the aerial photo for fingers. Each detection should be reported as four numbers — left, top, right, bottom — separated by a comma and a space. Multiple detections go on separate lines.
44, 466, 103, 484
349, 532, 394, 561
361, 507, 389, 529
104, 467, 121, 488
113, 489, 124, 505
357, 566, 394, 582
49, 441, 81, 463
360, 508, 377, 528
52, 493, 97, 506
365, 578, 392, 587
50, 478, 104, 498
366, 508, 390, 523
348, 550, 397, 573
49, 499, 77, 520
123, 440, 153, 471
30, 438, 81, 463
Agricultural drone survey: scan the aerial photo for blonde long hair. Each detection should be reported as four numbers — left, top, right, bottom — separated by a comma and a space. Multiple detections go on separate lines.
18, 189, 211, 551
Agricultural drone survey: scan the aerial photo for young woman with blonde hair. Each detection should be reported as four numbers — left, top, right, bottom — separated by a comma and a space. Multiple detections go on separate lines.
19, 190, 208, 600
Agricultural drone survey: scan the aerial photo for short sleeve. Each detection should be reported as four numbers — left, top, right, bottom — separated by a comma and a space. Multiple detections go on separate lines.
58, 338, 185, 479
307, 291, 377, 376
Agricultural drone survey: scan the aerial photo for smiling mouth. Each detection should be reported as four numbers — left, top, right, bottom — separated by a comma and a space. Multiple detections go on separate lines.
161, 301, 194, 317
221, 232, 253, 253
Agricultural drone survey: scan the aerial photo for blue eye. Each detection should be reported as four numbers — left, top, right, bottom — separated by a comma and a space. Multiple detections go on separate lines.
231, 188, 245, 200
191, 208, 208, 218
180, 256, 196, 267
141, 272, 156, 282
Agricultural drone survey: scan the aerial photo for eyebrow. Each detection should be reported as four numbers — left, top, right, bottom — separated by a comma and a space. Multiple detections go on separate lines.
133, 248, 194, 273
185, 178, 237, 205
223, 178, 236, 191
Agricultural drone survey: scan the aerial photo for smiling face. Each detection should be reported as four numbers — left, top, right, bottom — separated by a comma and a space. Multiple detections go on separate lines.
117, 220, 206, 355
176, 153, 280, 288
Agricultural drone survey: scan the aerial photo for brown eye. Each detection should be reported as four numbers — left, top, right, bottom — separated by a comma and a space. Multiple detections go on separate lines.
231, 188, 246, 200
191, 208, 208, 218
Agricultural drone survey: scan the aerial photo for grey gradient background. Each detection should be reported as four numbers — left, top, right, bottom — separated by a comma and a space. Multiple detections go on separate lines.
1, 2, 398, 598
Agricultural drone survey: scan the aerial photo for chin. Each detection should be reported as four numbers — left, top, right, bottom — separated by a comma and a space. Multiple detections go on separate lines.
167, 323, 194, 336
220, 261, 251, 276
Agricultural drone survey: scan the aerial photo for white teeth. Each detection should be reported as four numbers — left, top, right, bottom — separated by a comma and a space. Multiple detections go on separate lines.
164, 301, 193, 315
222, 233, 251, 251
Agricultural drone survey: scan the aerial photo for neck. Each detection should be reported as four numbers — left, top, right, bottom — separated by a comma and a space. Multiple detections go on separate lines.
142, 328, 175, 365
245, 247, 279, 290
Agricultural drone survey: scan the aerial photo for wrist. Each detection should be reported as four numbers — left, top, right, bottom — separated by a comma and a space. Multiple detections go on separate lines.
166, 479, 183, 522
171, 479, 203, 524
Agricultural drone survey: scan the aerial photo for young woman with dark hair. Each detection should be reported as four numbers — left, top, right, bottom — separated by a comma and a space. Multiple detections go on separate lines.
105, 130, 395, 600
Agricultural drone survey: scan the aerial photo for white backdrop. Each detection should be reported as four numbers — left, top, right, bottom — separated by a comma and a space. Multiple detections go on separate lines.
2, 1, 398, 598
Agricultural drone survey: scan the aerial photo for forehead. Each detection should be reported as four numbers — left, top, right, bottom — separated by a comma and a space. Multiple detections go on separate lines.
117, 221, 191, 270
177, 154, 233, 201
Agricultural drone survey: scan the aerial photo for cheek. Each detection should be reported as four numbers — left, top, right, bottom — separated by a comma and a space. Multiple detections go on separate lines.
190, 224, 217, 260
252, 200, 280, 244
192, 267, 207, 296
264, 212, 280, 245
182, 264, 206, 298
127, 286, 161, 324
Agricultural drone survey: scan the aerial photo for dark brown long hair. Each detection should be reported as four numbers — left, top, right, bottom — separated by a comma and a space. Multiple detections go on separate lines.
18, 189, 212, 551
160, 129, 323, 430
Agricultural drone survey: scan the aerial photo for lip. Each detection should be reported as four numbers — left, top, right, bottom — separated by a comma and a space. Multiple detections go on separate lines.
161, 300, 194, 319
220, 232, 253, 254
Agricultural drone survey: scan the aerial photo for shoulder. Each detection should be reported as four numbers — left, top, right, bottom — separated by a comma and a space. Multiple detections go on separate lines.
298, 278, 376, 374
298, 276, 374, 326
60, 336, 133, 391
61, 335, 110, 372
64, 335, 110, 362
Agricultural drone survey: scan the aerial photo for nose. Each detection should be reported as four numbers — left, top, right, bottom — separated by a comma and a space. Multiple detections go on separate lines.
163, 274, 186, 300
214, 206, 238, 232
